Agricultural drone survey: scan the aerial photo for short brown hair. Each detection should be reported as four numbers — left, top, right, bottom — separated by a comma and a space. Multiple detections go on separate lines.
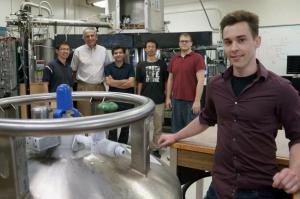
112, 46, 125, 54
179, 32, 193, 42
220, 10, 259, 38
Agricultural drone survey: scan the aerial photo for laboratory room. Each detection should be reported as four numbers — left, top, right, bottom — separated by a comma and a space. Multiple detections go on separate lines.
0, 0, 300, 199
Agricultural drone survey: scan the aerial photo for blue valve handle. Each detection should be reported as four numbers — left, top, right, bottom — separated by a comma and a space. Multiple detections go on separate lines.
53, 84, 80, 118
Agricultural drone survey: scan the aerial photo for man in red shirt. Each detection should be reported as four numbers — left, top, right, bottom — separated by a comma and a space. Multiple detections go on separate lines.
165, 33, 206, 133
159, 10, 300, 199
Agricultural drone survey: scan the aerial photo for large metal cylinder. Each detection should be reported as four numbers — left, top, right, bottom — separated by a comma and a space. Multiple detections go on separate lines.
0, 92, 182, 199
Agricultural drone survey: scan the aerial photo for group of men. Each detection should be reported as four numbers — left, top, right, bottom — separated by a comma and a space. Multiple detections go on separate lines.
42, 9, 300, 199
42, 27, 202, 155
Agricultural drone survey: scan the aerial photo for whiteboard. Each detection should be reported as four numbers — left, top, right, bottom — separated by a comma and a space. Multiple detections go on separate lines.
256, 25, 300, 75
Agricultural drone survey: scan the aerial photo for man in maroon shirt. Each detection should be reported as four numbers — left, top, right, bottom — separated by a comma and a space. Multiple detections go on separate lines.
159, 10, 300, 199
165, 32, 206, 133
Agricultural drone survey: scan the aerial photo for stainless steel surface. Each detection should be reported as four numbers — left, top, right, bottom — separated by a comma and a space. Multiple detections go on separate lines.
28, 151, 181, 199
120, 0, 144, 24
0, 92, 182, 199
33, 39, 54, 73
31, 106, 50, 119
131, 118, 150, 174
0, 137, 29, 199
109, 0, 164, 32
27, 105, 60, 152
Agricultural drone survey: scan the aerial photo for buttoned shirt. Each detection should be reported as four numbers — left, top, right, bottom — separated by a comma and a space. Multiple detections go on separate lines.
199, 59, 300, 198
168, 52, 205, 101
71, 44, 111, 84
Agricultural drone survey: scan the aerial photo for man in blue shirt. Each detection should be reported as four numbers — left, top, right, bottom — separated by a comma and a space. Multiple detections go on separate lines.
104, 46, 135, 144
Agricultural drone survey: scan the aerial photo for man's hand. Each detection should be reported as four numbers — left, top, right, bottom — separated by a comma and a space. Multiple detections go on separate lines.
273, 168, 300, 194
106, 75, 113, 85
158, 133, 177, 148
192, 101, 201, 114
165, 98, 172, 110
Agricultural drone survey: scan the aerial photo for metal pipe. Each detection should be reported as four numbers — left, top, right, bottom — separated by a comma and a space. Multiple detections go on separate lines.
6, 17, 112, 28
198, 0, 219, 32
165, 7, 222, 20
20, 2, 52, 16
39, 1, 53, 16
30, 17, 112, 28
0, 92, 154, 136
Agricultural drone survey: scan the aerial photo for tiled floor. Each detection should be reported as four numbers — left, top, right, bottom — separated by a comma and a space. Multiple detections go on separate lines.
159, 147, 212, 199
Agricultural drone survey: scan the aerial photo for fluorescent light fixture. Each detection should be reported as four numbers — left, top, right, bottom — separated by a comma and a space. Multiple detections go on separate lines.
93, 0, 107, 8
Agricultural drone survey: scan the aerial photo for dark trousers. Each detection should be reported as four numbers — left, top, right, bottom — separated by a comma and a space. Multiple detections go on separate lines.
108, 126, 129, 144
107, 102, 133, 144
205, 183, 291, 199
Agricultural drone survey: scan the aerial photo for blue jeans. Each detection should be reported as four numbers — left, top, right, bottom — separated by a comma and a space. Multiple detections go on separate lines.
171, 99, 198, 133
205, 184, 290, 199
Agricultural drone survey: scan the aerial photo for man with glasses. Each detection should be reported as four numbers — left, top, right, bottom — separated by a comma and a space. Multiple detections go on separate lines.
71, 27, 111, 116
43, 41, 73, 92
165, 33, 206, 133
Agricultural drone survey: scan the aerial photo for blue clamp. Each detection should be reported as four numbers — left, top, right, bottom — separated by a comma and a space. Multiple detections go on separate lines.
53, 84, 80, 118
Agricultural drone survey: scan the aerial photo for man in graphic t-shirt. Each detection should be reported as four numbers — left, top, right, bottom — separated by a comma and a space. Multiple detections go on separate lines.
136, 39, 168, 158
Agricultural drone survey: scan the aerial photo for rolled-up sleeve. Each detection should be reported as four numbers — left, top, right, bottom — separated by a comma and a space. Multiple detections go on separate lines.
276, 81, 300, 147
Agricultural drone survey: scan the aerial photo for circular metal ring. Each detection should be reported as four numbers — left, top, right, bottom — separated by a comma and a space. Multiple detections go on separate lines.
0, 91, 155, 137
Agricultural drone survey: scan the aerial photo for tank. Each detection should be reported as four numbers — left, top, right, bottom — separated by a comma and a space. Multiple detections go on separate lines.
28, 149, 179, 199
0, 92, 182, 199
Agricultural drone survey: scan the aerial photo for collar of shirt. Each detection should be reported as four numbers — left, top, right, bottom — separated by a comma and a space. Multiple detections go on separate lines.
84, 44, 98, 51
55, 58, 68, 67
222, 59, 268, 81
112, 62, 128, 69
175, 51, 195, 58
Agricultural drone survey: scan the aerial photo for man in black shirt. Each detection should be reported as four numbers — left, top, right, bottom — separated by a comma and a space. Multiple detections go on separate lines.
42, 41, 73, 92
136, 39, 168, 157
104, 46, 135, 144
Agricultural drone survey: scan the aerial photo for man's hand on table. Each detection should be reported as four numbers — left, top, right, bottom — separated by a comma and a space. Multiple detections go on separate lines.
158, 133, 177, 147
273, 168, 300, 194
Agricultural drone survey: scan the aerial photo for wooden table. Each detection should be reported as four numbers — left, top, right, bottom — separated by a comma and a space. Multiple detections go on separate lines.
169, 127, 300, 199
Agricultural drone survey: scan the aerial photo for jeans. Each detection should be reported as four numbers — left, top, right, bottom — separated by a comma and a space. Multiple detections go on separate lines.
205, 184, 290, 199
171, 99, 198, 133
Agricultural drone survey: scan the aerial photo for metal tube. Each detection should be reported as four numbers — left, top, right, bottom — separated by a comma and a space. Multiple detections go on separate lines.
20, 2, 52, 16
30, 17, 112, 28
39, 1, 53, 16
198, 0, 219, 32
6, 17, 112, 28
0, 92, 154, 136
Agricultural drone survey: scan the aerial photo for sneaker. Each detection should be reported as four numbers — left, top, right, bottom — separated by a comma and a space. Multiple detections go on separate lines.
151, 150, 161, 159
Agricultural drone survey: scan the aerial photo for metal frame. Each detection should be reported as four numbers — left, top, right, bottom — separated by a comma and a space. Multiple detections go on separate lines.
0, 91, 155, 198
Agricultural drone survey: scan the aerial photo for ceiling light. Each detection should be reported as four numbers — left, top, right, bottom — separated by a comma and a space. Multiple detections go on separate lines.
93, 0, 107, 8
